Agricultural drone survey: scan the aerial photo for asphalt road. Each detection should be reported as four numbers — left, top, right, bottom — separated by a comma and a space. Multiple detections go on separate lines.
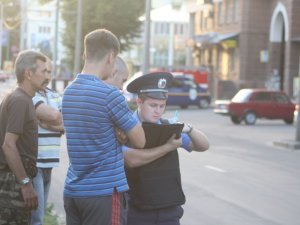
47, 106, 299, 225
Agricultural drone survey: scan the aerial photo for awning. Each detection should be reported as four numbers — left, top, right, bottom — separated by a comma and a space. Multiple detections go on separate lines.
217, 32, 239, 42
194, 32, 219, 44
194, 32, 239, 45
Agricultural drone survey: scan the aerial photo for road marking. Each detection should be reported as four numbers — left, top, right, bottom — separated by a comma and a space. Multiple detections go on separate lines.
205, 165, 227, 173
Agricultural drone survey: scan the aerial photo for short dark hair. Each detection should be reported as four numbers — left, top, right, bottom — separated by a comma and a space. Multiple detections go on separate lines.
14, 49, 47, 83
84, 29, 120, 62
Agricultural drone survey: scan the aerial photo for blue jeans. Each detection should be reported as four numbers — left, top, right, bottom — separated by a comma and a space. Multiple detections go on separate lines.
31, 168, 52, 225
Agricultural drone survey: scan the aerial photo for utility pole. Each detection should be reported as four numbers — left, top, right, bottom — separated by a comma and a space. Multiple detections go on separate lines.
53, 0, 59, 77
19, 0, 27, 51
142, 0, 151, 74
296, 54, 300, 142
0, 3, 3, 70
73, 0, 82, 75
168, 22, 174, 68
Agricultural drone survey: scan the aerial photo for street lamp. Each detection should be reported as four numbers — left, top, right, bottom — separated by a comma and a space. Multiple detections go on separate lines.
0, 3, 3, 70
142, 0, 151, 74
53, 0, 60, 77
296, 54, 300, 142
19, 0, 27, 51
73, 0, 82, 75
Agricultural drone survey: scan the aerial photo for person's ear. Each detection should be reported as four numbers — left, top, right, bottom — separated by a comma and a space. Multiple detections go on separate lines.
136, 97, 142, 107
24, 69, 32, 80
106, 51, 115, 65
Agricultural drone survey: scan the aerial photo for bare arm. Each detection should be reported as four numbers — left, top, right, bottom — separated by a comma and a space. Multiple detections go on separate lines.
39, 121, 64, 132
186, 125, 209, 152
35, 102, 63, 126
2, 132, 38, 210
124, 134, 182, 168
126, 123, 146, 149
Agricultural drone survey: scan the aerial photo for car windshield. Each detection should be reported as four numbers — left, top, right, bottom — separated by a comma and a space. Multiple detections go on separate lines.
231, 89, 252, 103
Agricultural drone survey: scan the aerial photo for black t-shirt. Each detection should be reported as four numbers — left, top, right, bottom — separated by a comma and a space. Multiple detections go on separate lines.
0, 87, 38, 167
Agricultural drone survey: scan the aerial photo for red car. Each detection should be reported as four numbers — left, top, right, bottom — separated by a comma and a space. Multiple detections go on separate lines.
214, 89, 295, 125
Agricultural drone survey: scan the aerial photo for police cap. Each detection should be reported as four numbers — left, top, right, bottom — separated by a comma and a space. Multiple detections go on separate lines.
127, 72, 173, 100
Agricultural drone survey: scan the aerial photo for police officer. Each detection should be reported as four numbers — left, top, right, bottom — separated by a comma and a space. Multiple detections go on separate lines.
122, 72, 210, 225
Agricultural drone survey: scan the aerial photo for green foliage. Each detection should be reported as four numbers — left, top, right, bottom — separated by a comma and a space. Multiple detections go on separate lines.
61, 0, 145, 71
44, 204, 59, 225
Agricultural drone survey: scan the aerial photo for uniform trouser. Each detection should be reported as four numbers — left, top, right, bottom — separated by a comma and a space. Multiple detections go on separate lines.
0, 171, 31, 225
64, 188, 128, 225
31, 168, 52, 225
127, 204, 184, 225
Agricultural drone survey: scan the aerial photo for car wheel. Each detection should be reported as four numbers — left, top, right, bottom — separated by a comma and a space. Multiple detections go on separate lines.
244, 111, 257, 125
199, 98, 209, 109
284, 119, 293, 124
231, 116, 242, 124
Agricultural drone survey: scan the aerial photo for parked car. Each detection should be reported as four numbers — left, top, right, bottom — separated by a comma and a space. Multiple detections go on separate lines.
123, 74, 211, 109
167, 75, 211, 109
214, 89, 295, 125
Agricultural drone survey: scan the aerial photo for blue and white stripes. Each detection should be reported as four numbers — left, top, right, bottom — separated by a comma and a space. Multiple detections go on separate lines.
33, 89, 62, 168
62, 74, 137, 197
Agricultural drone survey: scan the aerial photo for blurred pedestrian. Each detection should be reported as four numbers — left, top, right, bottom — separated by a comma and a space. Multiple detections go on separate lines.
31, 58, 64, 225
62, 29, 145, 225
123, 72, 210, 225
0, 50, 48, 224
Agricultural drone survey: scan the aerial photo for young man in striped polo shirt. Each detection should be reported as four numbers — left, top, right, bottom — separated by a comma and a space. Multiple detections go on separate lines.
31, 58, 64, 225
62, 29, 145, 225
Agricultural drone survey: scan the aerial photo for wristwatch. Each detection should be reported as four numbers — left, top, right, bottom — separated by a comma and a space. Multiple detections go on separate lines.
185, 123, 193, 135
19, 177, 31, 185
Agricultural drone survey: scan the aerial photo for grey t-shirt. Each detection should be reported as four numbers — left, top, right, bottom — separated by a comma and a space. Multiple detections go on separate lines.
0, 88, 38, 167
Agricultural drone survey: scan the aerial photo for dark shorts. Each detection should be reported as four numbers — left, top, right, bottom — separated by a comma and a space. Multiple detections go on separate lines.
0, 171, 30, 225
64, 188, 128, 225
127, 204, 184, 225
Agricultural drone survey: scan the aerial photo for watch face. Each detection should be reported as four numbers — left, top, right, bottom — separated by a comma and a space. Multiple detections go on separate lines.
20, 177, 30, 185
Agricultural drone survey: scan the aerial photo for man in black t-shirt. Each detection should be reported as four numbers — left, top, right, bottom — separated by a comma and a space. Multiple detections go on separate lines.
0, 50, 48, 225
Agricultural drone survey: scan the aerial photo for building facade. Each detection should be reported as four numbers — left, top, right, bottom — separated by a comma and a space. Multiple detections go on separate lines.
186, 0, 300, 99
20, 0, 65, 75
123, 3, 190, 73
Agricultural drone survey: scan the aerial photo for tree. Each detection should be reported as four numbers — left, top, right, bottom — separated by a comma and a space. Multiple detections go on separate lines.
60, 0, 145, 71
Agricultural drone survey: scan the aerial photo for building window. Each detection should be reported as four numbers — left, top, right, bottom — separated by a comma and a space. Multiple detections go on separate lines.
233, 0, 239, 22
230, 48, 237, 71
218, 2, 223, 25
38, 26, 51, 34
165, 23, 170, 35
200, 11, 204, 31
225, 0, 231, 24
155, 23, 160, 34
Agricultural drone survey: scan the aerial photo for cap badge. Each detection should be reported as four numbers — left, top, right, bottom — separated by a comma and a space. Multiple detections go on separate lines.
158, 78, 167, 89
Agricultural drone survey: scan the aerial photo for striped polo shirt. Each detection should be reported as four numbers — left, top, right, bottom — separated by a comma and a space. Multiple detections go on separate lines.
33, 88, 62, 168
62, 74, 137, 198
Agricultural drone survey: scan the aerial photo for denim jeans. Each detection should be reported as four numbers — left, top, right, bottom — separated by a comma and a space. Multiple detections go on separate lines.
31, 168, 52, 225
